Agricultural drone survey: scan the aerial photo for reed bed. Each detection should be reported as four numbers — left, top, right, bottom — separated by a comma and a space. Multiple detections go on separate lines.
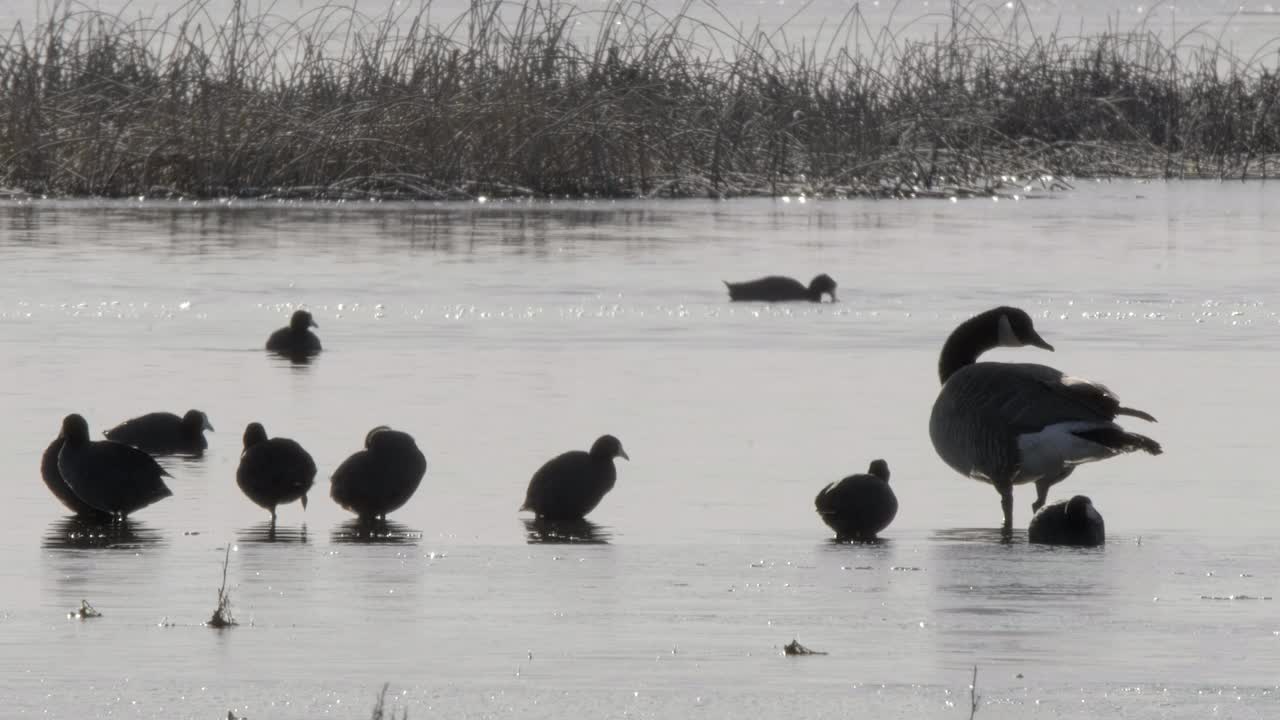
0, 0, 1276, 199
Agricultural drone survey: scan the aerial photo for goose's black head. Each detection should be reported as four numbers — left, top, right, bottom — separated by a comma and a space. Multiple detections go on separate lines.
939, 306, 1054, 383
990, 306, 1053, 352
589, 434, 629, 462
60, 413, 91, 446
808, 274, 838, 302
867, 458, 890, 482
243, 422, 268, 449
291, 309, 318, 332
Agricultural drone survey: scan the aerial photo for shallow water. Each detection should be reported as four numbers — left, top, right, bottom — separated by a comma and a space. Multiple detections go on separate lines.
1, 182, 1278, 718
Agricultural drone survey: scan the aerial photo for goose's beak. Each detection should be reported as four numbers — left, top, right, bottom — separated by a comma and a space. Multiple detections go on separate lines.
1027, 331, 1054, 352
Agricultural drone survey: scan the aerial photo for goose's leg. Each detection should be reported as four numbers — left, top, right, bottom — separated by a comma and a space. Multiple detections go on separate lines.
996, 479, 1014, 534
1032, 469, 1075, 513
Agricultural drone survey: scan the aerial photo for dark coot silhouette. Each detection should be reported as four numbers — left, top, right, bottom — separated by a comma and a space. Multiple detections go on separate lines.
815, 459, 898, 541
1028, 495, 1105, 546
521, 434, 629, 521
266, 309, 322, 359
56, 413, 173, 519
928, 306, 1160, 533
103, 409, 214, 455
41, 434, 112, 519
724, 274, 837, 303
330, 426, 427, 521
236, 422, 317, 521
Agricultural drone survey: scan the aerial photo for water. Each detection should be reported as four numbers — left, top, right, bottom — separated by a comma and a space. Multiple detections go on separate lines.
1, 182, 1278, 718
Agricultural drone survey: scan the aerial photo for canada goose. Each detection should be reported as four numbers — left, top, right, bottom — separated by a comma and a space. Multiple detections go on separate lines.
521, 435, 628, 521
815, 459, 898, 541
103, 409, 213, 455
1028, 495, 1105, 546
236, 422, 317, 521
330, 426, 426, 521
40, 434, 111, 519
723, 274, 837, 302
56, 413, 173, 518
266, 309, 322, 359
928, 306, 1161, 532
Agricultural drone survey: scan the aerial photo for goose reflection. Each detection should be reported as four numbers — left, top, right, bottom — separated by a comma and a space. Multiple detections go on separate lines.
931, 527, 1026, 545
330, 518, 422, 545
238, 521, 309, 544
522, 517, 611, 545
42, 516, 165, 550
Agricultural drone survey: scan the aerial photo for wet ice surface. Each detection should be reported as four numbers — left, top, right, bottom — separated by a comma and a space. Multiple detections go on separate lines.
1, 183, 1277, 717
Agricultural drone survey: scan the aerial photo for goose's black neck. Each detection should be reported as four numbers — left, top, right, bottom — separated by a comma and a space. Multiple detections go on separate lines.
938, 312, 997, 384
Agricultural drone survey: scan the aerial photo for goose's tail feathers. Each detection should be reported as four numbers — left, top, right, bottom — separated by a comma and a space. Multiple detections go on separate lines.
1117, 405, 1157, 423
1074, 427, 1163, 456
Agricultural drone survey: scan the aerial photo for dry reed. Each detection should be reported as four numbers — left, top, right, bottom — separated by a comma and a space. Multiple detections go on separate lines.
0, 0, 1275, 199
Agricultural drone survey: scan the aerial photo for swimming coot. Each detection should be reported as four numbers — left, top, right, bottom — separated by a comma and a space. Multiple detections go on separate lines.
56, 413, 173, 518
724, 274, 837, 302
521, 435, 629, 521
815, 459, 897, 541
330, 426, 427, 521
236, 422, 317, 521
103, 409, 213, 455
928, 306, 1160, 533
266, 309, 322, 359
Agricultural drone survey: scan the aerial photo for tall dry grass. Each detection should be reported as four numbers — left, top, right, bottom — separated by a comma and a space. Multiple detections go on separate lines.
0, 0, 1276, 199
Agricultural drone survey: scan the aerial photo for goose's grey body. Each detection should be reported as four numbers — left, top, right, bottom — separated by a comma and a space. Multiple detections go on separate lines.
1028, 495, 1105, 546
928, 307, 1161, 531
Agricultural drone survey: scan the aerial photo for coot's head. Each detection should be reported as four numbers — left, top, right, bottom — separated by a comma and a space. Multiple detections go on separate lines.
809, 274, 838, 302
183, 409, 214, 433
291, 309, 318, 332
243, 422, 268, 449
589, 434, 629, 462
364, 425, 393, 449
1065, 495, 1101, 526
367, 427, 420, 455
60, 413, 91, 446
867, 458, 890, 482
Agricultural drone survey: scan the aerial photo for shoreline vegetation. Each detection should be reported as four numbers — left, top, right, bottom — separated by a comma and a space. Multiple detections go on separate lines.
0, 0, 1277, 200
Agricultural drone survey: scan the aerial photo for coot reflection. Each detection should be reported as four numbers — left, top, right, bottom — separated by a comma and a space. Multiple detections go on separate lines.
522, 517, 611, 545
330, 518, 422, 545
